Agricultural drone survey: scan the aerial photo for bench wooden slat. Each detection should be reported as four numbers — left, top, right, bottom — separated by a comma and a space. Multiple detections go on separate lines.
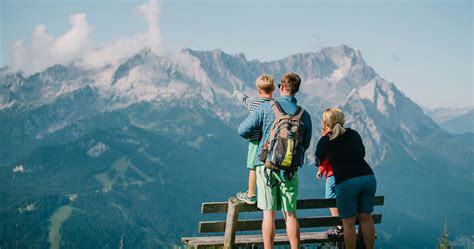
182, 231, 345, 247
202, 196, 384, 214
199, 214, 382, 233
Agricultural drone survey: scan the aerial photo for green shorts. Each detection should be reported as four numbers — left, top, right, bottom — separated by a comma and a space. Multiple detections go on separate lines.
256, 166, 299, 212
246, 140, 259, 170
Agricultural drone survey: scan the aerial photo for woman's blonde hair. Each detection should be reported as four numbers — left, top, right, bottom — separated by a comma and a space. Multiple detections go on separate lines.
322, 107, 346, 140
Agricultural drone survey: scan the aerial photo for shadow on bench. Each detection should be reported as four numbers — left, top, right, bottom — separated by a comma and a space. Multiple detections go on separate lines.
182, 196, 384, 249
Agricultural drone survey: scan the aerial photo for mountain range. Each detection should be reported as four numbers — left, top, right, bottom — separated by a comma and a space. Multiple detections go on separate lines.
424, 106, 474, 134
1, 45, 472, 248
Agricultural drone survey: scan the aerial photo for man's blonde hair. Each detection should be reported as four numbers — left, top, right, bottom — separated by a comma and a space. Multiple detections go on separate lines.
255, 74, 274, 94
322, 107, 346, 140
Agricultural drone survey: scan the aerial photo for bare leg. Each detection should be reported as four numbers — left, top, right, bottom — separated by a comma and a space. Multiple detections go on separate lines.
342, 217, 357, 249
262, 210, 276, 249
358, 213, 375, 249
248, 169, 256, 197
283, 211, 300, 249
329, 207, 339, 217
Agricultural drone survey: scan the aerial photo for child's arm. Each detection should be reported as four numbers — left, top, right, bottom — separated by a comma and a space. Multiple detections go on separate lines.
233, 90, 257, 112
317, 159, 329, 179
317, 127, 330, 175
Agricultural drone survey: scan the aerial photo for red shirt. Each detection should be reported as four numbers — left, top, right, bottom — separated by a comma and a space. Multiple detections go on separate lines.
318, 130, 333, 177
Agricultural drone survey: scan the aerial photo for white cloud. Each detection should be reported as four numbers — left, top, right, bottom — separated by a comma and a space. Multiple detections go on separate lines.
11, 14, 92, 74
50, 14, 92, 63
137, 0, 162, 53
10, 0, 164, 74
30, 25, 55, 71
80, 0, 164, 69
11, 41, 29, 71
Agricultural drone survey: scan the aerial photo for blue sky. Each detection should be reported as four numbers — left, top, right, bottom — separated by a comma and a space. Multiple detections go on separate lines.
1, 0, 472, 108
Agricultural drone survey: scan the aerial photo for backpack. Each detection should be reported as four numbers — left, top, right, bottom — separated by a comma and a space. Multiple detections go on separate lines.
260, 100, 305, 172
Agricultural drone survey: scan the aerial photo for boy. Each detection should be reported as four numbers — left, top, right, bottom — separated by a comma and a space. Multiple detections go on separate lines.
233, 74, 275, 204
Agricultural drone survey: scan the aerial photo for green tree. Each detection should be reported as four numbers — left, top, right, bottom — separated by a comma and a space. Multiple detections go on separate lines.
437, 222, 452, 249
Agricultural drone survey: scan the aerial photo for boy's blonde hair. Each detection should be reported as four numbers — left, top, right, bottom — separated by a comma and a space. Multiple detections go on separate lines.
255, 74, 274, 94
322, 107, 346, 140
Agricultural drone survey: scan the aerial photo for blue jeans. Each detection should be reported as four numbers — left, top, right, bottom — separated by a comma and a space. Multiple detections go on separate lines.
335, 175, 377, 219
325, 175, 336, 199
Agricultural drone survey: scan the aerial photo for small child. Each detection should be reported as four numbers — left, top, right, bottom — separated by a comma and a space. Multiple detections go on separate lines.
234, 74, 275, 204
316, 109, 343, 237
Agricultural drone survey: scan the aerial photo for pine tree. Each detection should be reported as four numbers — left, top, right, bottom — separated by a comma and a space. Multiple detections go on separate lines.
437, 222, 452, 249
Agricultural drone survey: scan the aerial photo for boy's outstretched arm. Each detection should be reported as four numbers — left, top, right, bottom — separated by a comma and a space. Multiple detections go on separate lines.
233, 90, 256, 112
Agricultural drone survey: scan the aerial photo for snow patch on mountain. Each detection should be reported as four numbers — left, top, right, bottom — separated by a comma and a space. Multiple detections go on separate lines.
13, 164, 25, 173
329, 55, 352, 81
0, 44, 447, 166
0, 99, 15, 109
18, 203, 36, 213
357, 79, 396, 116
68, 193, 78, 202
87, 142, 109, 157
47, 122, 69, 135
172, 50, 212, 85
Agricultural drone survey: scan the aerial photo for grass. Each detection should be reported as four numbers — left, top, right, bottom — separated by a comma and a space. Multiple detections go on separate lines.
94, 156, 154, 192
48, 205, 74, 249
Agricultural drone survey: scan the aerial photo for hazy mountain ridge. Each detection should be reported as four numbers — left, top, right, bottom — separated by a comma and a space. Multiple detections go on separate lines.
423, 106, 474, 123
439, 109, 474, 134
1, 45, 472, 248
423, 106, 474, 134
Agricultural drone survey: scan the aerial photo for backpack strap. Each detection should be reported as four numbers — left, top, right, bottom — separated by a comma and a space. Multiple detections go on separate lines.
272, 101, 304, 120
292, 107, 305, 143
270, 100, 286, 120
293, 106, 305, 121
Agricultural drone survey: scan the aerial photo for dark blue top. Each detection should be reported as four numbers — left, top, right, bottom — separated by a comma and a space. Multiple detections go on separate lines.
315, 128, 374, 185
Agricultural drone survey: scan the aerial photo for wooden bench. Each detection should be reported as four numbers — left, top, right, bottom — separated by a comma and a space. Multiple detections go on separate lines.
182, 195, 384, 248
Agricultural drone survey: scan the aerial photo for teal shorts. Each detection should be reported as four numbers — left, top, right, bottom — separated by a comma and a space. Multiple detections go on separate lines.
256, 166, 299, 212
246, 140, 259, 170
335, 175, 377, 219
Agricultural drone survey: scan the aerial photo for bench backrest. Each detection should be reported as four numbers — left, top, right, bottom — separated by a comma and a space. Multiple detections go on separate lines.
199, 196, 384, 233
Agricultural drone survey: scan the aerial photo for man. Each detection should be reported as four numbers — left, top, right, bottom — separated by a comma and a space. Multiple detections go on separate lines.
238, 72, 312, 249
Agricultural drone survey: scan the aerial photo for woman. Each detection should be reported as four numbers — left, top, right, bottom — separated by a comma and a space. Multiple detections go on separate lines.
314, 107, 377, 249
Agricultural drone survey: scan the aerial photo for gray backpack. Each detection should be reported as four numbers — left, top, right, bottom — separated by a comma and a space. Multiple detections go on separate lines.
260, 100, 305, 172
